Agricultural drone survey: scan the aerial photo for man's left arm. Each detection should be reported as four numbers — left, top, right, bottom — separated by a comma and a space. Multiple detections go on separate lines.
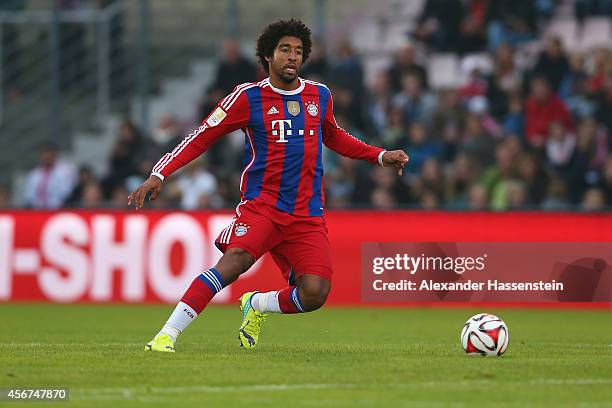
322, 94, 409, 174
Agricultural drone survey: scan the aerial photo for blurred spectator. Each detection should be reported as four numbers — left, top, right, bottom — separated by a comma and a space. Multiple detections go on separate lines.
501, 92, 525, 137
459, 68, 488, 100
419, 189, 440, 209
380, 107, 406, 148
370, 187, 397, 209
524, 76, 572, 147
365, 71, 393, 138
593, 74, 612, 132
80, 181, 104, 208
458, 0, 489, 54
150, 114, 183, 157
492, 43, 522, 92
559, 52, 594, 118
22, 142, 77, 209
486, 44, 522, 119
546, 121, 576, 169
326, 156, 359, 208
329, 39, 364, 90
387, 41, 428, 93
212, 38, 257, 94
487, 0, 536, 50
125, 159, 155, 194
66, 165, 98, 207
446, 153, 478, 207
431, 89, 466, 137
110, 185, 129, 208
599, 156, 612, 205
174, 160, 218, 210
587, 48, 611, 93
467, 183, 489, 210
516, 151, 547, 205
481, 142, 516, 209
564, 118, 605, 203
541, 176, 572, 210
199, 87, 226, 120
0, 185, 11, 208
330, 87, 365, 133
369, 166, 401, 208
581, 187, 606, 211
392, 72, 436, 125
460, 112, 496, 169
328, 39, 365, 129
505, 179, 529, 209
400, 122, 441, 174
102, 120, 145, 197
467, 96, 502, 137
414, 0, 463, 52
301, 39, 329, 81
533, 36, 569, 91
410, 158, 446, 203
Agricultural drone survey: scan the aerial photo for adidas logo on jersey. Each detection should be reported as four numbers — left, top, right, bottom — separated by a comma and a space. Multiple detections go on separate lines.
267, 106, 280, 115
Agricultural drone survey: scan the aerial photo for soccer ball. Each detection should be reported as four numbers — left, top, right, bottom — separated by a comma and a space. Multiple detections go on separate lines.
460, 313, 509, 356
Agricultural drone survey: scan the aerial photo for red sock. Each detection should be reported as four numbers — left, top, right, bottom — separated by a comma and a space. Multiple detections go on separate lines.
180, 268, 226, 314
277, 286, 305, 313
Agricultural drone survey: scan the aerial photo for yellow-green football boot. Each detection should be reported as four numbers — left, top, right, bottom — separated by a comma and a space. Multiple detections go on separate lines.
238, 291, 268, 349
144, 333, 175, 353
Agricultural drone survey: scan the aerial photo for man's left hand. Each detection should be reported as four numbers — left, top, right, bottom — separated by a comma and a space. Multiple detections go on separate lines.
382, 150, 410, 176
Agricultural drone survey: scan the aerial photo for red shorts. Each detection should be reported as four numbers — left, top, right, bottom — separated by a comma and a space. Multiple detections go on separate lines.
215, 200, 333, 282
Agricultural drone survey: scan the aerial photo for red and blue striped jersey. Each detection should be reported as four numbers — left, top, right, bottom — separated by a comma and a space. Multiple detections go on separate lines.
152, 78, 384, 216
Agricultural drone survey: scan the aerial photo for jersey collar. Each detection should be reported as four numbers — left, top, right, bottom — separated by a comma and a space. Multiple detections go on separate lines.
265, 77, 305, 95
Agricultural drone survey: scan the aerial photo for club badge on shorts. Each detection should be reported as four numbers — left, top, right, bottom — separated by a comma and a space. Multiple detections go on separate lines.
287, 101, 300, 116
306, 101, 318, 117
234, 223, 250, 237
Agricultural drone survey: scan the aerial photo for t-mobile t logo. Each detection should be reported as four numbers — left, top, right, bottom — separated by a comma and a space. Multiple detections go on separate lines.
271, 119, 314, 143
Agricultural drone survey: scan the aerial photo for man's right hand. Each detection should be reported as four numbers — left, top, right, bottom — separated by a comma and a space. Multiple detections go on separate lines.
127, 175, 163, 210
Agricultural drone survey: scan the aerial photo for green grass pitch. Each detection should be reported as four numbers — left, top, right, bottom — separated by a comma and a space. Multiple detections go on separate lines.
2, 304, 611, 407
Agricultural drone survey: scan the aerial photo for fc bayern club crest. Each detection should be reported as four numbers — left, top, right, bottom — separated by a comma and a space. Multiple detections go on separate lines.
306, 101, 319, 117
234, 223, 250, 237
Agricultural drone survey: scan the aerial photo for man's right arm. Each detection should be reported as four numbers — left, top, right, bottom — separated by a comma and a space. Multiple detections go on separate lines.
150, 89, 251, 181
128, 85, 251, 209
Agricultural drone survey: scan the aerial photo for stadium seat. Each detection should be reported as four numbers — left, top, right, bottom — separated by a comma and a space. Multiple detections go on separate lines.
579, 17, 612, 50
428, 53, 462, 90
461, 53, 494, 77
545, 18, 579, 51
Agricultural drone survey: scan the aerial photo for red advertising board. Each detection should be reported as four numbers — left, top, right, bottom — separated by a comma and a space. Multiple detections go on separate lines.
1, 210, 612, 305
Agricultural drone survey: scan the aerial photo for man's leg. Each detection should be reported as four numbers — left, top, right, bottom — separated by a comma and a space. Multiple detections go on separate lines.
146, 248, 255, 352
250, 273, 331, 314
239, 219, 332, 348
147, 202, 281, 352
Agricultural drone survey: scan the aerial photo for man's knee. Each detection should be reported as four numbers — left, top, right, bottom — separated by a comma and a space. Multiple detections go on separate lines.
298, 275, 331, 311
216, 247, 255, 282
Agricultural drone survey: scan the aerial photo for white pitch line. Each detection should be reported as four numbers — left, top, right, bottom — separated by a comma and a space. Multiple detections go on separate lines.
529, 379, 612, 385
0, 342, 143, 347
72, 384, 357, 400
70, 379, 612, 400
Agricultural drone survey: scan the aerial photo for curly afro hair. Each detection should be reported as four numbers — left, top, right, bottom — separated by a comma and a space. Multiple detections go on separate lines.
256, 19, 312, 74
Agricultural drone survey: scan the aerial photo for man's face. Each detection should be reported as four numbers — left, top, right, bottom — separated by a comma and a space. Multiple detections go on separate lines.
531, 79, 550, 101
267, 36, 303, 83
40, 148, 57, 168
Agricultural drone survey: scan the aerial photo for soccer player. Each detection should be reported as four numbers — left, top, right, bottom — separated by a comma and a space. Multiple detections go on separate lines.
128, 19, 409, 352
